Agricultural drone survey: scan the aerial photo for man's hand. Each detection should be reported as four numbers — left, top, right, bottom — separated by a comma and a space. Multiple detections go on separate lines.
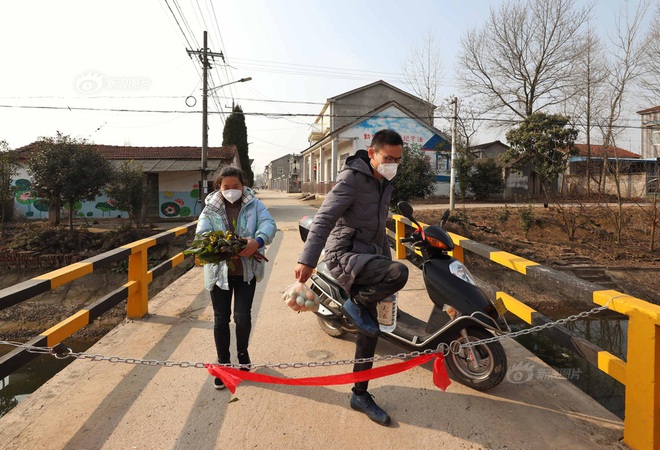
295, 263, 313, 282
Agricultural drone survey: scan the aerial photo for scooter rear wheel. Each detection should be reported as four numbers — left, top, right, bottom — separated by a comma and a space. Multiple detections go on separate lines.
317, 316, 345, 337
443, 327, 507, 391
316, 315, 357, 337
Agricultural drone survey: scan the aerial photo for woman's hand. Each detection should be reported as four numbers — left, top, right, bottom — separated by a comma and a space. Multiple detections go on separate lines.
239, 238, 260, 257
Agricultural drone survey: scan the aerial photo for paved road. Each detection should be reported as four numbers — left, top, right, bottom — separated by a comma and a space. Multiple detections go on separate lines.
0, 191, 625, 449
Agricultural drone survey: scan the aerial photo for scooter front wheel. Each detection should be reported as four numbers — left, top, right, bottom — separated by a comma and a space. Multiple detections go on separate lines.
443, 327, 507, 391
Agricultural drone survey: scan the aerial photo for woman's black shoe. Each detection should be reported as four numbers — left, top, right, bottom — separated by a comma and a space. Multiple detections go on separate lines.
238, 352, 251, 372
214, 359, 231, 389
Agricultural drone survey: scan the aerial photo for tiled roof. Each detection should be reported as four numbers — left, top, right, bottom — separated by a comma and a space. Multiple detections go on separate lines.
573, 144, 640, 158
327, 80, 436, 108
636, 105, 660, 115
467, 140, 509, 150
14, 143, 236, 160
94, 145, 235, 160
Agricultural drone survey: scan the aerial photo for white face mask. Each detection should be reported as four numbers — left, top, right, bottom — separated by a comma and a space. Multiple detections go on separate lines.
375, 154, 399, 180
221, 189, 242, 203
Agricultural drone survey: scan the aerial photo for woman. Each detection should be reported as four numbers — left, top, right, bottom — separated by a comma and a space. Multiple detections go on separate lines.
196, 166, 277, 390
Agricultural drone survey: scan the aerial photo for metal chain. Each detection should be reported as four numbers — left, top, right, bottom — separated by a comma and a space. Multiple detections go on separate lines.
458, 300, 614, 350
0, 299, 613, 370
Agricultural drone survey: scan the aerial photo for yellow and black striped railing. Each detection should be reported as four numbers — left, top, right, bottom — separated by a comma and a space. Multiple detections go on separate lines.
0, 222, 197, 379
389, 212, 659, 450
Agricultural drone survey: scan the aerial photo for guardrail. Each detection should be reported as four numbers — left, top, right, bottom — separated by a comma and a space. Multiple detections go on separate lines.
389, 212, 659, 450
0, 222, 198, 380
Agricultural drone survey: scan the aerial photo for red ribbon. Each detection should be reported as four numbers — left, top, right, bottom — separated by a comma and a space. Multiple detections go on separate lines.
207, 353, 451, 394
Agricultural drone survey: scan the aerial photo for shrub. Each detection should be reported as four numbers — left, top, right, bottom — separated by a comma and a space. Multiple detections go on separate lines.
469, 159, 505, 201
520, 206, 535, 238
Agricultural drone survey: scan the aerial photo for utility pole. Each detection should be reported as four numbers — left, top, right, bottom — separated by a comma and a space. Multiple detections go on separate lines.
449, 96, 458, 210
187, 31, 224, 205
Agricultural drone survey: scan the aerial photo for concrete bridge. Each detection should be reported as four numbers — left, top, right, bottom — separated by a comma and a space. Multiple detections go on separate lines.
0, 191, 643, 449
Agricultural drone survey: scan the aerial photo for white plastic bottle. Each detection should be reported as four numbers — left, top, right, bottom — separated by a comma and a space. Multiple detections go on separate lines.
377, 293, 398, 333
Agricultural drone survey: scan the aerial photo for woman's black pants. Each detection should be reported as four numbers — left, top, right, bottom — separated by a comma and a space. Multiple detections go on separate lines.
210, 276, 257, 362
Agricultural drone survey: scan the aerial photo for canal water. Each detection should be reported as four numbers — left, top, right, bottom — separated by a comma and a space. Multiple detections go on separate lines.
1, 313, 628, 420
0, 337, 98, 419
511, 310, 627, 419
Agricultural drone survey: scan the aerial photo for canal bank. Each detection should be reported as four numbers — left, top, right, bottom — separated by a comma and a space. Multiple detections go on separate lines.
0, 191, 625, 449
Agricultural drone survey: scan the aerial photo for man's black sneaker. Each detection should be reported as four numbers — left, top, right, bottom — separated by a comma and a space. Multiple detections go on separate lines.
238, 352, 251, 372
350, 391, 391, 426
214, 377, 225, 390
341, 299, 379, 337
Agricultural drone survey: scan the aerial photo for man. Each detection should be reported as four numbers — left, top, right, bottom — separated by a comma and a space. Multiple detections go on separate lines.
295, 129, 409, 426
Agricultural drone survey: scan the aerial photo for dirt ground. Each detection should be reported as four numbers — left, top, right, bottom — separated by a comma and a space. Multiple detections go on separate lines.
411, 201, 660, 309
0, 221, 194, 341
1, 201, 659, 341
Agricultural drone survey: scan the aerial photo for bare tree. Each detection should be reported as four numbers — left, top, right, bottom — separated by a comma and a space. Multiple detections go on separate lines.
599, 0, 650, 151
637, 169, 659, 251
639, 2, 660, 102
561, 25, 609, 194
457, 0, 590, 122
435, 97, 482, 150
402, 26, 444, 125
603, 156, 632, 244
554, 183, 601, 240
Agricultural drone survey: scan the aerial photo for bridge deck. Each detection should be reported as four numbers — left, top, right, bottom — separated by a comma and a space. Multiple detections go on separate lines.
0, 193, 625, 449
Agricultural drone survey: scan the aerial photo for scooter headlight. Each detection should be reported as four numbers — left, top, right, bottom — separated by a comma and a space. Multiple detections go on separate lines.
449, 260, 477, 285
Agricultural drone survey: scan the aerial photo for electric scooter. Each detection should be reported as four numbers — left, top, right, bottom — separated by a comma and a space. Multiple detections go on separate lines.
298, 201, 509, 390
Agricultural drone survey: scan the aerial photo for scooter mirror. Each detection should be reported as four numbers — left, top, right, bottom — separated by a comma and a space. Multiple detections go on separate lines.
440, 209, 450, 227
397, 201, 414, 220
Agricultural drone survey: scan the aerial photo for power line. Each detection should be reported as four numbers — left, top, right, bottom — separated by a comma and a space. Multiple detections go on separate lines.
1, 94, 650, 126
0, 104, 649, 130
207, 0, 237, 100
229, 57, 406, 78
163, 0, 195, 50
173, 0, 199, 48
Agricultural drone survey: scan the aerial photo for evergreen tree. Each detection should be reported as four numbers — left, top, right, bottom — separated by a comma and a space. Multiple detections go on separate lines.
106, 160, 146, 227
504, 112, 578, 200
469, 159, 505, 201
390, 143, 436, 208
455, 150, 475, 200
27, 132, 113, 229
0, 140, 19, 234
222, 105, 253, 186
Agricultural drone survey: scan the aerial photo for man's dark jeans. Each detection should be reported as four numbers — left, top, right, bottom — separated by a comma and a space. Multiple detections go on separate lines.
349, 258, 409, 393
210, 277, 257, 362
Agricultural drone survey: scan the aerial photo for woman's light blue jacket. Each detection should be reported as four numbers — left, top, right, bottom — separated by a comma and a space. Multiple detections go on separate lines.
195, 187, 276, 291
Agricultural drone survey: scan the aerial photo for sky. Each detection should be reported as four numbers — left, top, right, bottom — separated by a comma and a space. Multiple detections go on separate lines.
0, 0, 654, 175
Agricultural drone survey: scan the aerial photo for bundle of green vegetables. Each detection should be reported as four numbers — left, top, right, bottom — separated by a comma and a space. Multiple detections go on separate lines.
183, 230, 248, 266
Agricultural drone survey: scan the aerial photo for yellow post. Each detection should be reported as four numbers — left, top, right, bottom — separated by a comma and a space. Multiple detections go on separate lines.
449, 245, 464, 263
393, 215, 406, 259
622, 311, 660, 450
126, 246, 150, 319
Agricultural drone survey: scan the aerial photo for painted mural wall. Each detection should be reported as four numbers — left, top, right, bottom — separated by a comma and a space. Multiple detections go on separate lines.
12, 169, 204, 220
11, 168, 130, 220
340, 106, 451, 181
157, 172, 205, 219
